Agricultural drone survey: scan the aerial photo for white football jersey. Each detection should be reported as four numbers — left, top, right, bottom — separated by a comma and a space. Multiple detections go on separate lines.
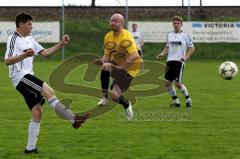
131, 31, 144, 50
166, 31, 194, 62
5, 32, 44, 87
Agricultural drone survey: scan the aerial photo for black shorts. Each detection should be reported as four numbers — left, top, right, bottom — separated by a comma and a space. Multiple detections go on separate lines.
16, 74, 45, 110
111, 69, 133, 92
165, 61, 185, 83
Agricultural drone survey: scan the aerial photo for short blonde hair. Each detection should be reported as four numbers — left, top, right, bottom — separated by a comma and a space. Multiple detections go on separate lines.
173, 16, 183, 23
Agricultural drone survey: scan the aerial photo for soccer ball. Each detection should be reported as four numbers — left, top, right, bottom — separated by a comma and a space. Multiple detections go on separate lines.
219, 61, 238, 80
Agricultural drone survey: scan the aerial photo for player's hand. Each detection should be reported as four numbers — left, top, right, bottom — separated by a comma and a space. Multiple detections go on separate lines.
180, 56, 188, 62
112, 64, 123, 71
25, 48, 34, 57
93, 59, 103, 66
61, 35, 70, 46
102, 63, 113, 72
156, 54, 163, 60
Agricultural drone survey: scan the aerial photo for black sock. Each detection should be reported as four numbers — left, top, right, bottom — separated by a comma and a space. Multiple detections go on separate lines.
118, 95, 129, 109
172, 96, 178, 100
185, 95, 190, 99
101, 70, 110, 98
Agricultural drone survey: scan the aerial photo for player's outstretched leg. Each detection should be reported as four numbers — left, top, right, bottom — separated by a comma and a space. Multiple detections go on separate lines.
41, 83, 89, 128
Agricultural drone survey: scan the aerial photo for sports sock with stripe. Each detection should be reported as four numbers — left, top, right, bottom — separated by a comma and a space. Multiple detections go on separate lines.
48, 97, 75, 124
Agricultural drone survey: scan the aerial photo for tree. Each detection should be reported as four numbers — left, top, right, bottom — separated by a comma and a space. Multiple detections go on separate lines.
91, 0, 96, 7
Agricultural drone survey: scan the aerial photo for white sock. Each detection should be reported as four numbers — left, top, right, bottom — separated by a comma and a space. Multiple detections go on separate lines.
48, 96, 59, 109
26, 120, 40, 150
48, 97, 75, 124
167, 84, 177, 97
167, 85, 180, 104
179, 84, 190, 99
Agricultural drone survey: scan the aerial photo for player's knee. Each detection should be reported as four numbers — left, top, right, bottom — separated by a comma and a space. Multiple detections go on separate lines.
32, 106, 43, 121
48, 88, 55, 97
111, 96, 118, 102
111, 94, 119, 102
46, 88, 55, 99
164, 81, 171, 87
35, 106, 42, 114
42, 83, 55, 98
175, 83, 182, 89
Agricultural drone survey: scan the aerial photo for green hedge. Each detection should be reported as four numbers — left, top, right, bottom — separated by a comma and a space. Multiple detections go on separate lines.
1, 20, 239, 61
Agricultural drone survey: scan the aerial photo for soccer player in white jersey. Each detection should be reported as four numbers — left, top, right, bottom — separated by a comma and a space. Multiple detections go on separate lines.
4, 12, 88, 154
131, 23, 144, 56
157, 16, 195, 108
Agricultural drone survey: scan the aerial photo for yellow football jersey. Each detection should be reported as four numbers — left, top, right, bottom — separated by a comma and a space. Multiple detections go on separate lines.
104, 28, 141, 77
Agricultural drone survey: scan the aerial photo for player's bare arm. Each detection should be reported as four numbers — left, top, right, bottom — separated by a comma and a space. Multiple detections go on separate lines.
115, 51, 140, 70
157, 47, 169, 60
39, 35, 69, 57
181, 47, 195, 61
5, 48, 34, 65
100, 55, 112, 71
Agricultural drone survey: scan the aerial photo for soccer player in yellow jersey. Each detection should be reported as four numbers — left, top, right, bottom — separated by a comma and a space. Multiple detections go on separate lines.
94, 13, 141, 120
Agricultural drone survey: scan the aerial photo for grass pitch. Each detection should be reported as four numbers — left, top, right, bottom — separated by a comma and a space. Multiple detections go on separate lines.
0, 60, 240, 159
